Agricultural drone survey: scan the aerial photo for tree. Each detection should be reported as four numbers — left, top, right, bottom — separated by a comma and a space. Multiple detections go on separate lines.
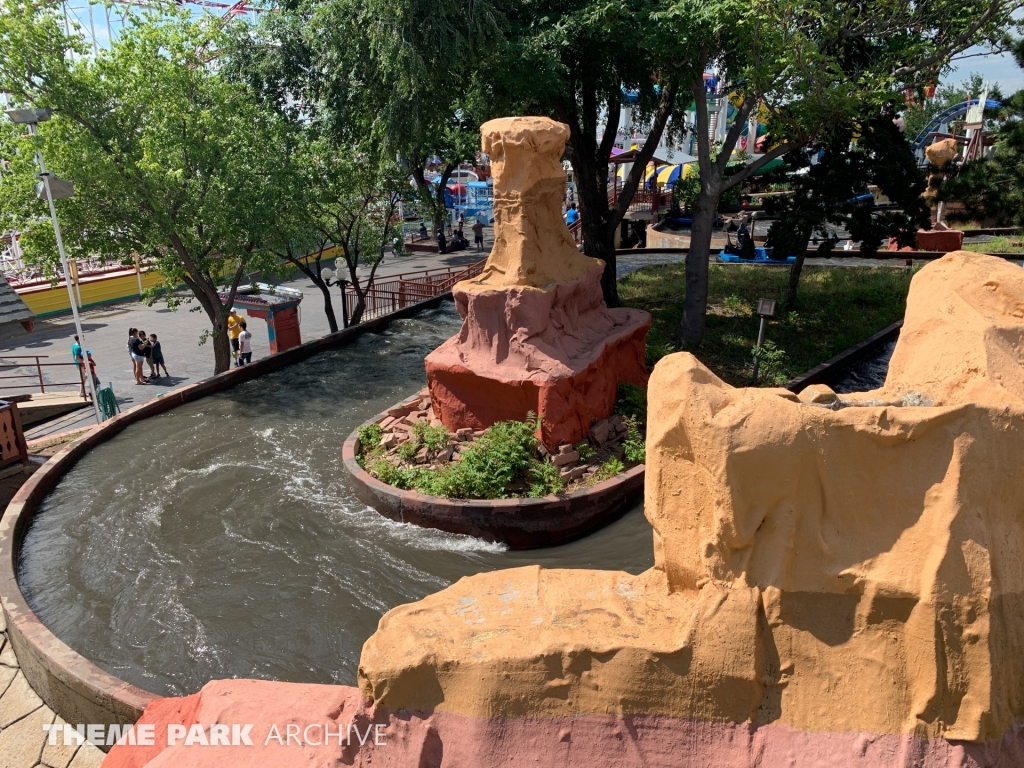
0, 2, 290, 374
227, 0, 489, 242
483, 0, 705, 306
677, 0, 1019, 344
939, 40, 1024, 226
764, 111, 930, 304
303, 147, 407, 326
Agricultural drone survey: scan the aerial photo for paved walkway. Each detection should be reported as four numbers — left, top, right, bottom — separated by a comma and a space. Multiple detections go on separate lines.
0, 612, 104, 768
0, 246, 487, 440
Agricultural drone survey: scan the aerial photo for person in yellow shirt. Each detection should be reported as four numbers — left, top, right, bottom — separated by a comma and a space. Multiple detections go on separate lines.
227, 308, 243, 365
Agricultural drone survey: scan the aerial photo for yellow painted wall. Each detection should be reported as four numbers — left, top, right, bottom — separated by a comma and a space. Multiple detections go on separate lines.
18, 269, 164, 317
17, 247, 342, 318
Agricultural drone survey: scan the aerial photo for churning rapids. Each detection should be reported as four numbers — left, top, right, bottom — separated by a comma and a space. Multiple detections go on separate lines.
19, 305, 654, 697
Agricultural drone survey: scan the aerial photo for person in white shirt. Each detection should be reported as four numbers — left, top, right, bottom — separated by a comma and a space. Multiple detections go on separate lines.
237, 322, 253, 366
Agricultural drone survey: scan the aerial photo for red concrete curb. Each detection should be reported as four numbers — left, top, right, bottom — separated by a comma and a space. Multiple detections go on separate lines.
0, 294, 451, 737
341, 400, 644, 549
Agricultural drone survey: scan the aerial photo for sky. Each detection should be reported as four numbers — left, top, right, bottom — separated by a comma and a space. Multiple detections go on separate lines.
946, 48, 1024, 95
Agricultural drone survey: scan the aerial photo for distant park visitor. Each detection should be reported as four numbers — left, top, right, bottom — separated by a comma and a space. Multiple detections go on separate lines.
472, 218, 485, 250
128, 329, 147, 385
565, 203, 579, 225
149, 333, 169, 379
237, 322, 253, 366
71, 334, 85, 397
227, 308, 243, 365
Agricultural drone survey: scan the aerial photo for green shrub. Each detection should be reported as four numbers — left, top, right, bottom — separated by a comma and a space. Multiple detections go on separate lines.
397, 441, 418, 462
752, 340, 790, 387
622, 416, 646, 464
528, 460, 564, 498
614, 383, 647, 424
575, 441, 595, 461
412, 421, 450, 452
594, 457, 625, 482
357, 424, 384, 453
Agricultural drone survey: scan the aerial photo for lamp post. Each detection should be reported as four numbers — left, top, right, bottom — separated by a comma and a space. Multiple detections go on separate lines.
751, 297, 777, 385
318, 266, 351, 328
5, 106, 102, 424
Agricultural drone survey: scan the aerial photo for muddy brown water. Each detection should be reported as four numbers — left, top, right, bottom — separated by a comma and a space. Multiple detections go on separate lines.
19, 305, 655, 697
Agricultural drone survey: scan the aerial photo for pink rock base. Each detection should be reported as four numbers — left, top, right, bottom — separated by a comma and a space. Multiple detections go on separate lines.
104, 680, 1024, 768
425, 267, 650, 449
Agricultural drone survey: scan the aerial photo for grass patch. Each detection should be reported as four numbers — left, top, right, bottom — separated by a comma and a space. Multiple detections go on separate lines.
962, 236, 1024, 255
619, 263, 913, 386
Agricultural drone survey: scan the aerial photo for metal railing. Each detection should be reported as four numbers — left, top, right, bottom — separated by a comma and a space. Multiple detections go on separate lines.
0, 356, 86, 395
343, 260, 486, 322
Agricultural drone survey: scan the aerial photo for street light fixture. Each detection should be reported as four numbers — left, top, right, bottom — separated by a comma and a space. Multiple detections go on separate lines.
5, 106, 102, 423
751, 298, 777, 385
318, 266, 350, 328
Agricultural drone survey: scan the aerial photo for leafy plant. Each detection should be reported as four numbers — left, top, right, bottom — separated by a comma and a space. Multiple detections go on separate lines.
357, 424, 384, 451
397, 441, 418, 462
614, 383, 647, 423
722, 295, 746, 315
752, 340, 789, 387
622, 416, 646, 464
412, 421, 450, 453
575, 441, 595, 461
594, 458, 626, 482
527, 461, 564, 498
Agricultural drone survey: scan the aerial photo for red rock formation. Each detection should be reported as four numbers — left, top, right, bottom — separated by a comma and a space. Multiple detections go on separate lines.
424, 116, 650, 448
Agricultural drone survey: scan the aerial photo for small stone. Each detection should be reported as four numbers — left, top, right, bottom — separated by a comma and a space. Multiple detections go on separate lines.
559, 465, 586, 481
472, 430, 486, 438
455, 428, 474, 441
379, 416, 396, 430
379, 433, 398, 450
551, 450, 579, 467
386, 404, 415, 419
588, 420, 612, 447
414, 447, 429, 464
418, 398, 431, 410
537, 445, 549, 458
430, 418, 444, 428
557, 444, 574, 455
437, 445, 455, 463
798, 384, 838, 405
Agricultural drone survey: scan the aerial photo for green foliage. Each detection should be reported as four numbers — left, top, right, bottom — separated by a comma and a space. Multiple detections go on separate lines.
763, 112, 929, 260
722, 295, 746, 315
365, 414, 563, 500
594, 458, 626, 482
752, 340, 789, 387
620, 262, 912, 387
357, 424, 384, 452
412, 422, 450, 453
614, 383, 648, 424
622, 416, 646, 464
575, 442, 596, 461
0, 3, 290, 373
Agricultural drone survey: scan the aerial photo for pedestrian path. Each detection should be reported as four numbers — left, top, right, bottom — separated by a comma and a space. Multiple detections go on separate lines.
0, 612, 104, 768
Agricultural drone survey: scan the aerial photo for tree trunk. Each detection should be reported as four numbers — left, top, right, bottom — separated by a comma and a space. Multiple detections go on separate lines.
316, 278, 339, 333
785, 231, 813, 306
567, 128, 618, 307
680, 190, 718, 344
213, 327, 232, 374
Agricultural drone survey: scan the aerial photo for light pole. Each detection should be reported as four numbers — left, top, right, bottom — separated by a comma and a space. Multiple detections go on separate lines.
5, 106, 102, 424
751, 297, 777, 385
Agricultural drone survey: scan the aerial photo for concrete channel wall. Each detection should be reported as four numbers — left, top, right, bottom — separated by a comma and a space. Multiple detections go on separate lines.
0, 294, 450, 738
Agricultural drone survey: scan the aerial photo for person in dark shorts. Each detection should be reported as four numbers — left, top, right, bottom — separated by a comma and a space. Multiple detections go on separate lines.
129, 330, 147, 384
237, 321, 253, 366
472, 218, 485, 249
137, 329, 156, 378
149, 333, 169, 378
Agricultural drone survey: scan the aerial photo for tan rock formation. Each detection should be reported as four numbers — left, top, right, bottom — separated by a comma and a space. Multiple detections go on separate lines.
367, 251, 1024, 755
109, 250, 1024, 768
425, 117, 650, 448
455, 117, 598, 292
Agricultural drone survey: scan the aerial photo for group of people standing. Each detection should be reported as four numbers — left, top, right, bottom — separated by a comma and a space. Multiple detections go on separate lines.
128, 328, 169, 384
227, 308, 253, 367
